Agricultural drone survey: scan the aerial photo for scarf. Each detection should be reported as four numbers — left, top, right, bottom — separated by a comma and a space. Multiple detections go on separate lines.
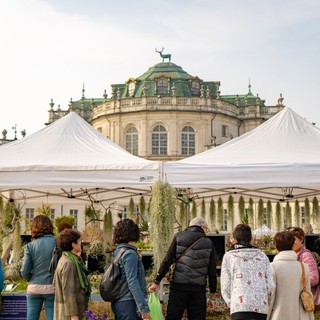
64, 252, 91, 295
229, 243, 257, 251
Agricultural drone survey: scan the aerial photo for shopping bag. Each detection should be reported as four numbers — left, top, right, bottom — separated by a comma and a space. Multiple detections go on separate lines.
148, 292, 165, 320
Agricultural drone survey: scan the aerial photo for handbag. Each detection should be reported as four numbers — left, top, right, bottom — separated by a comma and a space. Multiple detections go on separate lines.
99, 248, 130, 302
300, 262, 315, 313
48, 242, 60, 275
166, 237, 205, 282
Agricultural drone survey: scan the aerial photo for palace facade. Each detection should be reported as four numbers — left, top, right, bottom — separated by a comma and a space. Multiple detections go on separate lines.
47, 56, 284, 161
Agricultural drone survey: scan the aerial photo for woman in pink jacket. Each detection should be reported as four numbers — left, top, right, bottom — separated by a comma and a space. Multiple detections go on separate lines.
287, 227, 319, 296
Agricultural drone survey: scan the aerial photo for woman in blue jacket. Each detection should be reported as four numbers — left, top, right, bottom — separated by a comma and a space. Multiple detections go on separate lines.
21, 215, 56, 320
111, 219, 150, 320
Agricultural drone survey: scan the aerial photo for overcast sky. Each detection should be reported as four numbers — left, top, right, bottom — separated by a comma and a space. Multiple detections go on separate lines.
1, 0, 319, 139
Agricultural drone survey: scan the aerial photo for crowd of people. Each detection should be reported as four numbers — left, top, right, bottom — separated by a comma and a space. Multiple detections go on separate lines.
220, 224, 319, 320
0, 213, 319, 320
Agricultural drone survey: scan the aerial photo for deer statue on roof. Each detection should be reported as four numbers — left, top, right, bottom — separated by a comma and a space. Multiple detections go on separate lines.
155, 47, 171, 62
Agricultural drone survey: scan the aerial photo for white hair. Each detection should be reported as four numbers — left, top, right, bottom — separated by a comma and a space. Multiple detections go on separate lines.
189, 217, 207, 227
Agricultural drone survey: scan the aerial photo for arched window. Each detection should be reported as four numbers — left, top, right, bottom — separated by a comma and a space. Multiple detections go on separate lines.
125, 127, 138, 155
152, 125, 167, 155
181, 126, 195, 156
157, 77, 168, 95
191, 81, 200, 96
128, 82, 135, 96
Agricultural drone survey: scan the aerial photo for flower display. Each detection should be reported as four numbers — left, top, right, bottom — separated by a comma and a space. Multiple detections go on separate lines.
83, 310, 108, 320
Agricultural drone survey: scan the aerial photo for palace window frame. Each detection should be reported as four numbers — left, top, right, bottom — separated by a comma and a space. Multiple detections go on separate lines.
181, 126, 195, 156
152, 125, 167, 155
125, 127, 139, 155
157, 77, 168, 95
191, 80, 200, 96
70, 209, 78, 228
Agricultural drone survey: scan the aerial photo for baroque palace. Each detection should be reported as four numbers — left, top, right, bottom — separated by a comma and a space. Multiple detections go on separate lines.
42, 53, 296, 234
47, 53, 284, 161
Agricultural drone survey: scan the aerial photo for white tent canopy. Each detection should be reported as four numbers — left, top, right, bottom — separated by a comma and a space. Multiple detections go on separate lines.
0, 112, 161, 203
164, 107, 320, 201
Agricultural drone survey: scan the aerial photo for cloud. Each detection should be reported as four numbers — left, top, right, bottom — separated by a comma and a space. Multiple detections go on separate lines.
0, 0, 320, 137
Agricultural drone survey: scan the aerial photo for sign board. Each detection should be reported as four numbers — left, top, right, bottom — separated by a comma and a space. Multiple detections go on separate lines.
0, 294, 27, 320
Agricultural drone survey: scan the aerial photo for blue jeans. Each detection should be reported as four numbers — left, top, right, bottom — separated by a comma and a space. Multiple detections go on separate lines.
112, 299, 142, 320
26, 293, 54, 320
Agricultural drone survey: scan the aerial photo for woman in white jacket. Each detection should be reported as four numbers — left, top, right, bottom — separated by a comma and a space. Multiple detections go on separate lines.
221, 224, 274, 320
268, 231, 314, 320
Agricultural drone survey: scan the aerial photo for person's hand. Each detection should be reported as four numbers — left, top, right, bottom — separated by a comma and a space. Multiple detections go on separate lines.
148, 283, 159, 293
210, 292, 221, 301
141, 312, 150, 319
70, 315, 79, 320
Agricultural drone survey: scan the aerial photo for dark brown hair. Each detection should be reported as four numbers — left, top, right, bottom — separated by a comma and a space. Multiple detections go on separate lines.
285, 226, 305, 243
31, 215, 54, 239
274, 231, 295, 251
58, 229, 81, 252
113, 219, 140, 244
232, 224, 252, 244
57, 221, 73, 233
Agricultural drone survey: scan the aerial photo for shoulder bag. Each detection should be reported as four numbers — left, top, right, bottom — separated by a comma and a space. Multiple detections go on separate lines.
166, 236, 205, 282
49, 241, 60, 275
100, 247, 132, 302
300, 262, 315, 313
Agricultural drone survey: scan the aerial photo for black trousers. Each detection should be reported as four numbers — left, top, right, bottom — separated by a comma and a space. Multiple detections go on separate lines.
165, 287, 206, 320
231, 311, 267, 320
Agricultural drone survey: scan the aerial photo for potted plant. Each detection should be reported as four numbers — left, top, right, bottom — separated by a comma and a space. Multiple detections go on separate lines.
87, 240, 106, 273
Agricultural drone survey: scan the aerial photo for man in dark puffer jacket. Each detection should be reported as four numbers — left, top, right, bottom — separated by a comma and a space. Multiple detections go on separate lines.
149, 217, 219, 320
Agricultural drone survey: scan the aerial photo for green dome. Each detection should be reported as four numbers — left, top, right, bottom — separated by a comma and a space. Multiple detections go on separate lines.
110, 61, 219, 99
138, 62, 193, 81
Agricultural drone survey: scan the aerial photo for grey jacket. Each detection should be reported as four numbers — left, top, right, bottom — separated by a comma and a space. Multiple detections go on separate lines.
21, 234, 56, 284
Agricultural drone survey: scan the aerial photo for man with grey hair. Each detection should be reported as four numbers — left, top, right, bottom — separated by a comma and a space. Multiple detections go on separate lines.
149, 217, 218, 320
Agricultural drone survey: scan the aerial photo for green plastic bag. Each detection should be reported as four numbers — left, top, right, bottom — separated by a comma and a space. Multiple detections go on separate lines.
148, 292, 165, 320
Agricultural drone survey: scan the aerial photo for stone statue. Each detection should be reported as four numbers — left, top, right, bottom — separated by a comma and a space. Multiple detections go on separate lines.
155, 47, 171, 62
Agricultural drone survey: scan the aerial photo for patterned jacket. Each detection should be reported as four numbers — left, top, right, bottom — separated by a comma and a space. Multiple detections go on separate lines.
221, 245, 274, 316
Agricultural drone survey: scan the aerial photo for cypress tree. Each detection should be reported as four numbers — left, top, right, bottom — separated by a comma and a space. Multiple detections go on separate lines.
275, 202, 281, 231
248, 198, 254, 228
191, 199, 197, 219
217, 197, 223, 231
228, 195, 234, 230
312, 197, 319, 226
294, 199, 300, 226
257, 199, 264, 229
266, 200, 272, 228
285, 201, 292, 227
201, 199, 206, 219
238, 196, 245, 224
305, 198, 310, 224
179, 201, 186, 231
209, 198, 216, 231
128, 198, 135, 220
